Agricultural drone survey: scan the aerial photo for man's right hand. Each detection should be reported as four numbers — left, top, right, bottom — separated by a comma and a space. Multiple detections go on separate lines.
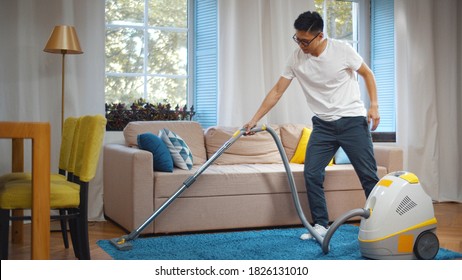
243, 122, 257, 135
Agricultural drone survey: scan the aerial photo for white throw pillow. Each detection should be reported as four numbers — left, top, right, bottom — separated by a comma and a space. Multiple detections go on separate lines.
159, 128, 194, 170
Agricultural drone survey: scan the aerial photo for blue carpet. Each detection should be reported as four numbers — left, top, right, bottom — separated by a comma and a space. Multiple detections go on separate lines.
97, 224, 462, 260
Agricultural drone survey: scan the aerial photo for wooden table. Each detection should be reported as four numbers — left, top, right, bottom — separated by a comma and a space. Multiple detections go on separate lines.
0, 122, 51, 259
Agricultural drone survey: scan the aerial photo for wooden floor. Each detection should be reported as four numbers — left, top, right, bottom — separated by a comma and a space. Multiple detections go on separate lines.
5, 202, 462, 260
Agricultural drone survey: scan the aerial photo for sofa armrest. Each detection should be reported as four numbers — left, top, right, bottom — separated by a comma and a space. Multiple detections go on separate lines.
373, 145, 403, 173
103, 143, 155, 232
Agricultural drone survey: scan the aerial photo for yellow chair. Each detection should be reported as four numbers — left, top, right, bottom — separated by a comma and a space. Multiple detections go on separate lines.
0, 115, 107, 260
55, 116, 82, 248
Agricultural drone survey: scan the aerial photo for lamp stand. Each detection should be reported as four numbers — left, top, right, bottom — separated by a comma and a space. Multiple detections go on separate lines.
61, 52, 66, 133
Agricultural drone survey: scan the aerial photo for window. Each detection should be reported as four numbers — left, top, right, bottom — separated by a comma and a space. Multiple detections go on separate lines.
105, 0, 189, 106
105, 0, 216, 130
314, 0, 359, 50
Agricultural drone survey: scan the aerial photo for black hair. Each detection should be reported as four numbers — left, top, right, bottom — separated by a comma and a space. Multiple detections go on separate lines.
294, 11, 323, 34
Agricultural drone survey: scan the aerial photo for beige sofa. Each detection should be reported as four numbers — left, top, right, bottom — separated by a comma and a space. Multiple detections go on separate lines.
103, 121, 403, 235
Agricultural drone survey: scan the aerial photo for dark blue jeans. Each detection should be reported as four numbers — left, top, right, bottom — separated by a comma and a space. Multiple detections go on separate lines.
304, 116, 379, 227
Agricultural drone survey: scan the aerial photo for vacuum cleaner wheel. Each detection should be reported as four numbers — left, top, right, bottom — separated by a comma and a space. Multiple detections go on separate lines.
413, 231, 439, 260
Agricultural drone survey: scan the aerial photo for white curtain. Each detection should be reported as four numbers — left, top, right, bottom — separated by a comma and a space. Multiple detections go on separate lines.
218, 0, 315, 127
395, 0, 462, 202
0, 0, 106, 220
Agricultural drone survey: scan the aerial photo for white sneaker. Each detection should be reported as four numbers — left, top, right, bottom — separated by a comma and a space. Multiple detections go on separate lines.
300, 224, 329, 240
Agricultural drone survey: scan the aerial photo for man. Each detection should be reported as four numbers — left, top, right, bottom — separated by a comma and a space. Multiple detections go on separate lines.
244, 11, 380, 239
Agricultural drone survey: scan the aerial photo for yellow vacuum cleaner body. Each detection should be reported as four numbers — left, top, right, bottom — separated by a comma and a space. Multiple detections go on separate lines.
358, 171, 439, 260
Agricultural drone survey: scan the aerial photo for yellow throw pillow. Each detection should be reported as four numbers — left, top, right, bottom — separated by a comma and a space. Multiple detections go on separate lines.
290, 128, 311, 164
289, 127, 333, 166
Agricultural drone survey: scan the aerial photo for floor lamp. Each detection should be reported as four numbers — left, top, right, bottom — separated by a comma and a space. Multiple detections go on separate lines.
43, 25, 83, 133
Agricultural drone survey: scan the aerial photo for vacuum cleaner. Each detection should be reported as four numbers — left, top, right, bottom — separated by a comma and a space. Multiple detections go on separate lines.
322, 171, 439, 260
109, 124, 440, 260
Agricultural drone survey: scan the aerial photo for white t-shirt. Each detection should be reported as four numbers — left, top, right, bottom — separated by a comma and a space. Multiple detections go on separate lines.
282, 38, 366, 121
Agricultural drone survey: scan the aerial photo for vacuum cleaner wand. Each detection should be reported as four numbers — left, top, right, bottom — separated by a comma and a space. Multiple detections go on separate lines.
111, 126, 263, 250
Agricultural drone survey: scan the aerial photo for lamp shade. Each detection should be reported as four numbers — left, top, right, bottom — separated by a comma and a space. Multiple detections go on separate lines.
43, 25, 83, 54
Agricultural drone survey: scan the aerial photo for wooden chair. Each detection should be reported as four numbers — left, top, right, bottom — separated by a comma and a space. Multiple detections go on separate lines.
0, 117, 79, 184
0, 115, 106, 259
0, 117, 80, 248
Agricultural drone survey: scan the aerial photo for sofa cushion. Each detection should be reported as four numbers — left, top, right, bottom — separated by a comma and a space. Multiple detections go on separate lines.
204, 125, 283, 165
159, 128, 194, 170
123, 121, 207, 165
153, 164, 389, 198
137, 132, 173, 172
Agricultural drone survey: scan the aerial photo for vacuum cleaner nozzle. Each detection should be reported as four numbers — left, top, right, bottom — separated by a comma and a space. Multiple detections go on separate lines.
109, 236, 133, 251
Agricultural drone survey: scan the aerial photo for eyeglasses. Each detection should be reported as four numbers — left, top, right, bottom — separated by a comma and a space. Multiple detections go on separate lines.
292, 32, 321, 47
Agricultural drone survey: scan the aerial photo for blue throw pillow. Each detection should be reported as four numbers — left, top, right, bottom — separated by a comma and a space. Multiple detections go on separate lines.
137, 133, 173, 172
334, 147, 351, 164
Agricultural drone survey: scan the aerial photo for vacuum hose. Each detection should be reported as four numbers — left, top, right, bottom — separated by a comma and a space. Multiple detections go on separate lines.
262, 125, 325, 245
266, 125, 372, 252
321, 208, 370, 254
266, 125, 373, 254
